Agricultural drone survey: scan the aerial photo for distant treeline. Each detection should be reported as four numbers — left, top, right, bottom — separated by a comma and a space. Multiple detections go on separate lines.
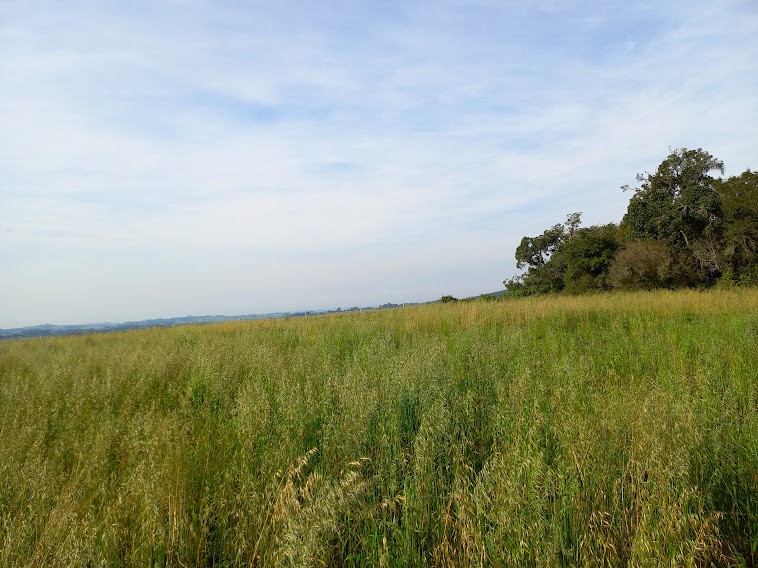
505, 148, 758, 296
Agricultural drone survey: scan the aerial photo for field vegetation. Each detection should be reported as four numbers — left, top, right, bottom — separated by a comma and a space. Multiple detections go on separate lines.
1, 288, 756, 566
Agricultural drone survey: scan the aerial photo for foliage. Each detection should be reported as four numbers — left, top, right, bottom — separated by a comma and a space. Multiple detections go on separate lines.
515, 212, 581, 270
712, 169, 758, 283
507, 148, 757, 293
502, 275, 539, 298
1, 290, 756, 565
561, 223, 620, 293
622, 147, 724, 246
619, 147, 725, 286
608, 240, 674, 290
511, 214, 621, 294
512, 213, 580, 294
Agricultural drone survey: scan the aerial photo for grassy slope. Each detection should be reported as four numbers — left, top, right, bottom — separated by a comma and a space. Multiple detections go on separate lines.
1, 289, 756, 566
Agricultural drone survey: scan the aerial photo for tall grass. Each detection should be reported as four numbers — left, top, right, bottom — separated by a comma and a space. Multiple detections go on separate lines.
1, 288, 756, 566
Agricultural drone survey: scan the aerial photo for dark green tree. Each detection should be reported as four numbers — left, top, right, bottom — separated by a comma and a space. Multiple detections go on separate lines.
621, 148, 724, 285
515, 223, 565, 270
562, 223, 620, 293
622, 148, 724, 247
515, 212, 582, 270
512, 213, 582, 293
712, 169, 758, 283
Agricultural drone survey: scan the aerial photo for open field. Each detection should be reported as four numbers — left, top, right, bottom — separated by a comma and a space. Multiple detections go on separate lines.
1, 289, 756, 566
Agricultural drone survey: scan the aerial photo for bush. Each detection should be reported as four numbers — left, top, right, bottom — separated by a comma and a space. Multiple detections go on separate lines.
609, 240, 673, 290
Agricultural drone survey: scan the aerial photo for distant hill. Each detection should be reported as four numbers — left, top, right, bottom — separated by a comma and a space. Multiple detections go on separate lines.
0, 303, 425, 340
0, 314, 270, 339
1, 293, 513, 340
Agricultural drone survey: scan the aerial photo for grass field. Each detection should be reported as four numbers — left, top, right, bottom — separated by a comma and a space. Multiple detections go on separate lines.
1, 289, 756, 566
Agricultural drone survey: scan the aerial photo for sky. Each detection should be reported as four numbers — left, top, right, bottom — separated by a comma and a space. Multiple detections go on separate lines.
1, 0, 757, 328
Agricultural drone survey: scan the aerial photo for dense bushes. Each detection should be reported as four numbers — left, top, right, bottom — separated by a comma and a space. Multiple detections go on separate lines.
607, 240, 673, 290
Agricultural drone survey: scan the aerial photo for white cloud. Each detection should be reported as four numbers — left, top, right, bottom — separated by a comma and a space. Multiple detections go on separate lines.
1, 0, 756, 327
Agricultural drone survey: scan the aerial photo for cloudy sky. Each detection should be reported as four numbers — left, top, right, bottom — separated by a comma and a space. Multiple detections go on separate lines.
1, 0, 756, 327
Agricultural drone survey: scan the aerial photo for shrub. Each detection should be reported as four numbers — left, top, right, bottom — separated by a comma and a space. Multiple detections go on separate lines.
608, 240, 673, 290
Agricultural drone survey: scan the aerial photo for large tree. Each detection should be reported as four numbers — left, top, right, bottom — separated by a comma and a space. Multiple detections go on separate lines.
621, 148, 724, 285
622, 148, 724, 247
514, 212, 581, 270
561, 223, 620, 293
511, 213, 581, 293
510, 214, 619, 294
712, 169, 758, 282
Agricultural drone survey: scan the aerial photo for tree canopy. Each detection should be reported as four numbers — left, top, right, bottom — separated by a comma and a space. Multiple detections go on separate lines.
506, 148, 757, 294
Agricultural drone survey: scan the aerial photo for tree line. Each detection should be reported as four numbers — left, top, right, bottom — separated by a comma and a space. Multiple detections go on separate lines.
505, 148, 758, 296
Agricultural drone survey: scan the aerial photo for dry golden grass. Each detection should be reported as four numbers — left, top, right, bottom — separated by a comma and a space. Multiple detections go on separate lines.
1, 288, 756, 566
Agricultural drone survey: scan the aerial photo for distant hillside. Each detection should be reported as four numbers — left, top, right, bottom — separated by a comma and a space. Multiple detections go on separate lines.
1, 294, 517, 340
0, 314, 268, 339
0, 302, 429, 339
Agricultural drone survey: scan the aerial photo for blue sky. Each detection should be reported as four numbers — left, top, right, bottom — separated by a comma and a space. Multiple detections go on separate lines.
1, 0, 757, 327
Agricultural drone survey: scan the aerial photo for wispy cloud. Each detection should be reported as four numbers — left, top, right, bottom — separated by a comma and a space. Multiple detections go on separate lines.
1, 0, 756, 326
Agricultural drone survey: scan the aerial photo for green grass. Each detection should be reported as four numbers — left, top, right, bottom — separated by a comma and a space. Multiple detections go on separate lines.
1, 288, 756, 566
